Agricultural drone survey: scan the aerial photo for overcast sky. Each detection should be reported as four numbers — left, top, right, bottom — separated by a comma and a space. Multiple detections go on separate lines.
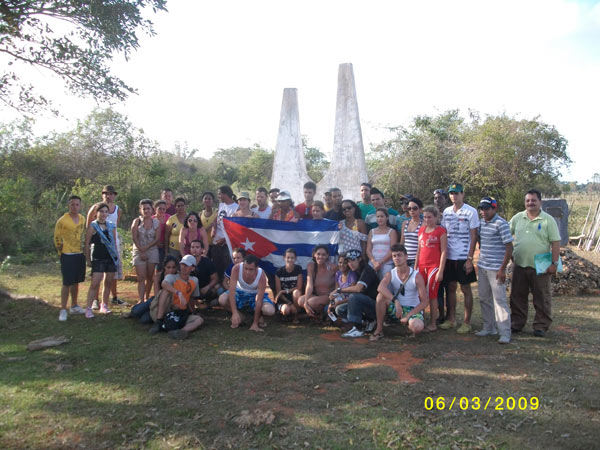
4, 0, 599, 181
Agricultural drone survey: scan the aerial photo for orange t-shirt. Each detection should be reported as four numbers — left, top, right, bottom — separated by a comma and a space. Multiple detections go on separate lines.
163, 274, 199, 309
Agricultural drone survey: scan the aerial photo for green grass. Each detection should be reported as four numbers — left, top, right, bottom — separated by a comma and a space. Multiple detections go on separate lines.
1, 262, 600, 449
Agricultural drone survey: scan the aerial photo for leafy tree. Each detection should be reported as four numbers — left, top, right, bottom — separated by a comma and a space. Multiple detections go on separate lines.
0, 0, 167, 113
302, 137, 329, 183
457, 114, 569, 216
369, 110, 570, 216
369, 110, 463, 206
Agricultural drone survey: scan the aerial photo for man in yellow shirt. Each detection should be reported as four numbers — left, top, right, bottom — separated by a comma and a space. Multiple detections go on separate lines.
54, 195, 86, 321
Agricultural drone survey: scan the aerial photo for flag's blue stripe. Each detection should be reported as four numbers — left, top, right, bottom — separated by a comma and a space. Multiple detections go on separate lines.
225, 216, 338, 232
272, 243, 338, 257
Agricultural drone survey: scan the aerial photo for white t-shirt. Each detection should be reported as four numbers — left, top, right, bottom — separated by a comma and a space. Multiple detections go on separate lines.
215, 202, 239, 240
442, 203, 480, 260
251, 205, 272, 219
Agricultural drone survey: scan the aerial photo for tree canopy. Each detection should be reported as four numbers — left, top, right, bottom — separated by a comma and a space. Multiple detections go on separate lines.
0, 0, 167, 113
369, 110, 570, 217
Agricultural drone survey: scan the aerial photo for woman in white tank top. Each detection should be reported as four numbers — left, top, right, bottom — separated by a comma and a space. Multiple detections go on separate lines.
366, 208, 398, 279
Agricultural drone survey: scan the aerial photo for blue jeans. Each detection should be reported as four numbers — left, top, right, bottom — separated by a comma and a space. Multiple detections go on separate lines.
131, 296, 154, 324
335, 303, 349, 319
347, 293, 376, 325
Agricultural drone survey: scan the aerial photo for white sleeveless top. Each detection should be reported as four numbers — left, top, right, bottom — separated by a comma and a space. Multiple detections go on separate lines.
236, 262, 263, 293
107, 204, 119, 225
390, 267, 419, 308
371, 228, 393, 262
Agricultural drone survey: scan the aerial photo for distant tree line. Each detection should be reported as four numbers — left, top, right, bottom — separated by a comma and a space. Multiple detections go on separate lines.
0, 108, 570, 259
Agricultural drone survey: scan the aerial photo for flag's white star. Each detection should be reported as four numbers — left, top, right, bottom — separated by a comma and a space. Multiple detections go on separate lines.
241, 238, 255, 251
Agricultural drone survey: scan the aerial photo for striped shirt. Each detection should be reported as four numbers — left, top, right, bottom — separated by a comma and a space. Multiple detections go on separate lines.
442, 203, 480, 260
402, 219, 422, 260
478, 214, 513, 271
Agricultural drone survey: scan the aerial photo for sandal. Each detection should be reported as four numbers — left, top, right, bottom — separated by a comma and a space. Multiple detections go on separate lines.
369, 332, 384, 342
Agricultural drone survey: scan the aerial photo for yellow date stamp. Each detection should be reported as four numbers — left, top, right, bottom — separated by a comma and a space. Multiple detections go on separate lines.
424, 396, 539, 411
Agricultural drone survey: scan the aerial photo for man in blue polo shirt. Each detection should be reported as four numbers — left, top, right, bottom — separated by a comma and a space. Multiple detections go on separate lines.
476, 197, 513, 344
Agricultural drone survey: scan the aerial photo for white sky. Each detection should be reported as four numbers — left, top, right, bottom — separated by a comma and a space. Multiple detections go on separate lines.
3, 0, 600, 181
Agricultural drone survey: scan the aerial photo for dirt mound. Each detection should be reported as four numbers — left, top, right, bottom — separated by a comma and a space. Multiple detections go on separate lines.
552, 248, 600, 296
506, 248, 600, 296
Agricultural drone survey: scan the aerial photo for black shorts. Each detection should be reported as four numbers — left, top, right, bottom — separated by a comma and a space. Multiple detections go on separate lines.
60, 253, 86, 286
444, 259, 477, 285
91, 258, 117, 274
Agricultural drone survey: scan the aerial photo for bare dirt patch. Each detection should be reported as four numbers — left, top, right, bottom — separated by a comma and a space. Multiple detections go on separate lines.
345, 350, 424, 383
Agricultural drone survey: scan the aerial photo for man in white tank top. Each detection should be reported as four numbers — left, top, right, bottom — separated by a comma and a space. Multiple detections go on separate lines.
219, 254, 275, 332
371, 244, 429, 339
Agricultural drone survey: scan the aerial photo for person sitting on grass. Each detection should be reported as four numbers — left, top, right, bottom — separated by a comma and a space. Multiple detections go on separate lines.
217, 247, 246, 307
298, 245, 337, 320
340, 249, 380, 338
129, 255, 178, 324
274, 248, 304, 323
149, 254, 204, 339
370, 244, 429, 340
219, 254, 276, 332
327, 253, 358, 323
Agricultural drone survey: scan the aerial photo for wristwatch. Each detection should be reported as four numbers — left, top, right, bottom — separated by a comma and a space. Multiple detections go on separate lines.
551, 261, 558, 266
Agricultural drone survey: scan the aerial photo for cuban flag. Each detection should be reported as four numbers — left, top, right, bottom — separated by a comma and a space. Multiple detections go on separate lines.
223, 217, 339, 274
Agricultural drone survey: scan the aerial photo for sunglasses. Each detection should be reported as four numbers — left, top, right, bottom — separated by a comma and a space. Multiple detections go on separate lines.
342, 206, 353, 211
407, 206, 419, 211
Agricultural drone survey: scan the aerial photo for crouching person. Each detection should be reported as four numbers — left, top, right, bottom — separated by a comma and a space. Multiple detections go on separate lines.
149, 254, 204, 339
371, 244, 429, 340
340, 249, 381, 338
219, 254, 275, 332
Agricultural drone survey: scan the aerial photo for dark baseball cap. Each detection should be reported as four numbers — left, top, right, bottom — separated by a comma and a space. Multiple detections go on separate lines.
478, 197, 497, 209
447, 183, 464, 193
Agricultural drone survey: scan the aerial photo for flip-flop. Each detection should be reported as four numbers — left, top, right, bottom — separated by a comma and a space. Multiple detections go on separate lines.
423, 326, 437, 333
369, 332, 384, 341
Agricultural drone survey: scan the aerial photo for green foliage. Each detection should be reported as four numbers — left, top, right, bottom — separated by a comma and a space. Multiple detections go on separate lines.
0, 0, 167, 113
369, 110, 571, 217
303, 137, 329, 183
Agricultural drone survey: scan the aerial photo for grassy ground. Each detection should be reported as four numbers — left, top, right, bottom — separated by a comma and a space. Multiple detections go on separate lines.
1, 261, 600, 449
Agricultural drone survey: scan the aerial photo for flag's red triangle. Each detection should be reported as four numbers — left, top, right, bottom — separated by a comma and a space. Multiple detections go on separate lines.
223, 219, 278, 258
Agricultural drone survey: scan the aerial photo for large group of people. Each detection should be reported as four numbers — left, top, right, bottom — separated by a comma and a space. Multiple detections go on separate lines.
54, 181, 561, 342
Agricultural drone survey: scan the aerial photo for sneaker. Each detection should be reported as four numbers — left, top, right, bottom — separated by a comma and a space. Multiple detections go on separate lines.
149, 320, 163, 334
111, 297, 128, 306
59, 309, 68, 321
533, 329, 546, 338
168, 329, 189, 340
342, 326, 365, 338
85, 308, 95, 319
456, 323, 472, 334
498, 335, 511, 344
439, 320, 456, 330
365, 320, 377, 333
69, 305, 85, 315
92, 300, 99, 310
99, 304, 112, 314
475, 329, 498, 337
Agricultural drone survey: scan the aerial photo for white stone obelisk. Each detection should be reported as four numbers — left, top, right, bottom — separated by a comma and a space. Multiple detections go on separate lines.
317, 63, 368, 202
270, 88, 313, 205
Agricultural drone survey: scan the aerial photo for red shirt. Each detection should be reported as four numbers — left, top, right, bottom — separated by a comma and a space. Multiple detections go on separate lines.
418, 226, 446, 267
295, 203, 313, 219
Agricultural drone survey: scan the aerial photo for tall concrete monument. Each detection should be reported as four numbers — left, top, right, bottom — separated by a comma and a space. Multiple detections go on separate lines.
270, 64, 368, 203
270, 88, 312, 204
317, 63, 368, 201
